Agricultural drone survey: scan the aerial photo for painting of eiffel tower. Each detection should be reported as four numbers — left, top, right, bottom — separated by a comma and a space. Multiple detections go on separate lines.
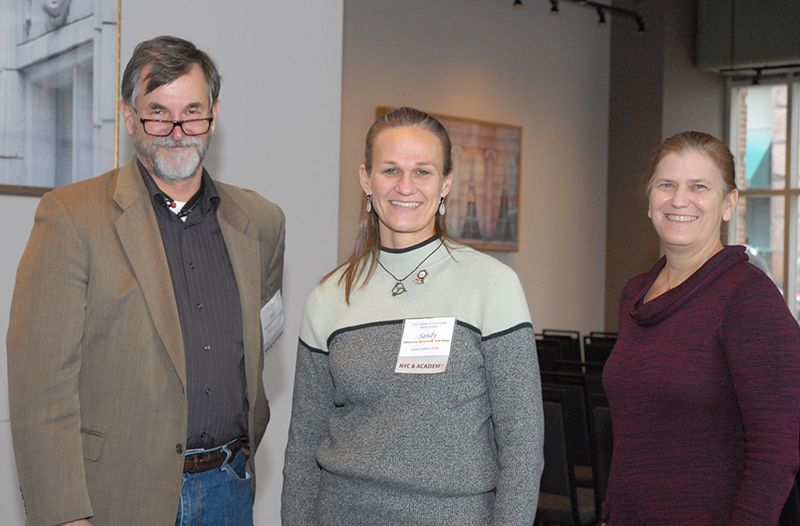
461, 186, 482, 239
492, 171, 518, 242
441, 116, 520, 251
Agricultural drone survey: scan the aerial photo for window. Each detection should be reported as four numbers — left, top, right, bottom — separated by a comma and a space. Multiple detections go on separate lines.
728, 77, 800, 318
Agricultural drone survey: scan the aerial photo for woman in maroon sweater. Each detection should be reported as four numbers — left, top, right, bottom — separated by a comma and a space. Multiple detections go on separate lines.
602, 131, 800, 525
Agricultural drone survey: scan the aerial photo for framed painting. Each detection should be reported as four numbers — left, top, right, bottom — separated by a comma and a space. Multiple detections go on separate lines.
0, 0, 120, 196
378, 107, 521, 251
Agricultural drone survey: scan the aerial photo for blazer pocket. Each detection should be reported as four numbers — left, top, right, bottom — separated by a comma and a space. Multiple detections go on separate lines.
81, 428, 105, 462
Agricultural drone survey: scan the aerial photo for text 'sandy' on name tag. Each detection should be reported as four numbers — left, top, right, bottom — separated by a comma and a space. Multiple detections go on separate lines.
395, 317, 455, 374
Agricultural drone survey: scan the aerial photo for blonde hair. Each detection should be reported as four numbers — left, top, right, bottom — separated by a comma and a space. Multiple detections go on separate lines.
647, 131, 737, 196
325, 107, 453, 303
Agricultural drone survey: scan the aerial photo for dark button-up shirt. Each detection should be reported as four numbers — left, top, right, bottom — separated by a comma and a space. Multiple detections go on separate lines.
138, 160, 247, 450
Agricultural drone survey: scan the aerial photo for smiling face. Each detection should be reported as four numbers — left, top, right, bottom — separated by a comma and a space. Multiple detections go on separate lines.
359, 126, 453, 249
648, 151, 739, 257
121, 63, 219, 184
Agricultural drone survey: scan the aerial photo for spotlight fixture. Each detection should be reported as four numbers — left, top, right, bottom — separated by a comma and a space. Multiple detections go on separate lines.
545, 0, 646, 36
635, 16, 646, 35
596, 7, 607, 27
514, 0, 522, 7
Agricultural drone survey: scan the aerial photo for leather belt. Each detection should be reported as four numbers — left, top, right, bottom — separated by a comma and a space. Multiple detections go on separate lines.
183, 438, 249, 474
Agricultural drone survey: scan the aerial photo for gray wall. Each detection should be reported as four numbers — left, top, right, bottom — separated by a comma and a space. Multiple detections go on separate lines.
604, 0, 726, 330
339, 0, 611, 336
0, 1, 343, 524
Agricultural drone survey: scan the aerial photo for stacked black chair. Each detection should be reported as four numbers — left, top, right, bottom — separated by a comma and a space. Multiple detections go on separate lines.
535, 389, 597, 525
540, 370, 610, 523
541, 329, 582, 362
540, 373, 596, 494
779, 435, 800, 525
541, 384, 592, 469
582, 332, 617, 365
591, 406, 613, 520
535, 329, 618, 524
535, 334, 566, 373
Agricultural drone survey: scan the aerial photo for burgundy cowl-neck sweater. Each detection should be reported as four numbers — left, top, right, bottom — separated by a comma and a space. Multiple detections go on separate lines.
603, 246, 800, 525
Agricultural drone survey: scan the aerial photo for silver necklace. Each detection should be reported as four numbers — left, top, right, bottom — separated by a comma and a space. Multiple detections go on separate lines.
377, 242, 443, 297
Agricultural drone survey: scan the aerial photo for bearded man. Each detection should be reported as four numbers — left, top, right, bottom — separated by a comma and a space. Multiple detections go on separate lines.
7, 36, 285, 526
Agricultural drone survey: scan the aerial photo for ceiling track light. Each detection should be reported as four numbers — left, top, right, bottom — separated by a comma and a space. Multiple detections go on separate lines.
514, 0, 522, 8
596, 7, 606, 27
544, 0, 646, 35
635, 16, 646, 35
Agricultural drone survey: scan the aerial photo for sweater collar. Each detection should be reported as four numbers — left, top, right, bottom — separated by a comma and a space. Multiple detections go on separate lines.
380, 235, 440, 254
630, 245, 748, 327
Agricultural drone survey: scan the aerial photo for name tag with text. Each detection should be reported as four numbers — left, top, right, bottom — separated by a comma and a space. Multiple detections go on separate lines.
261, 290, 284, 354
395, 317, 455, 374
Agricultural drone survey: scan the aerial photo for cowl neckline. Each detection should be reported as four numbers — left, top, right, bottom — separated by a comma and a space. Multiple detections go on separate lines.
630, 245, 748, 327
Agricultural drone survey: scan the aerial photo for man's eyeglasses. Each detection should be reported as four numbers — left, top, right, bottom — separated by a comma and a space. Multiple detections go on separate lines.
136, 111, 214, 137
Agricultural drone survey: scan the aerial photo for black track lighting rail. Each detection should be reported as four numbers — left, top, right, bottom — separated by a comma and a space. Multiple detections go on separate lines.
515, 0, 646, 35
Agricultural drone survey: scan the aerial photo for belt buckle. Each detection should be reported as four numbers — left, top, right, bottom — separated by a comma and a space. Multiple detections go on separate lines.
219, 443, 233, 469
183, 438, 241, 474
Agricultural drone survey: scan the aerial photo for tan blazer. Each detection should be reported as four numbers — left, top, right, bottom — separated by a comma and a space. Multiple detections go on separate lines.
7, 158, 285, 526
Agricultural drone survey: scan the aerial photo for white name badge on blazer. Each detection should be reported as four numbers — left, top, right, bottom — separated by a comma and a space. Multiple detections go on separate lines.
261, 290, 284, 354
395, 317, 455, 374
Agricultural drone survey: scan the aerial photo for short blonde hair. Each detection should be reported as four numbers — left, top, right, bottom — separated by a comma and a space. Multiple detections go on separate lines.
647, 131, 736, 196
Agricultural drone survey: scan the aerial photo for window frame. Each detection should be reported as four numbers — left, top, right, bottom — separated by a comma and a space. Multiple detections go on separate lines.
727, 74, 800, 317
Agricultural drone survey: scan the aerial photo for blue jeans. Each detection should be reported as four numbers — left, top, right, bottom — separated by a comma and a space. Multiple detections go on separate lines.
175, 448, 253, 526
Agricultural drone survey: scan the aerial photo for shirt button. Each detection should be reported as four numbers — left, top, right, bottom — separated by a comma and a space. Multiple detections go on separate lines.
189, 263, 196, 269
204, 344, 211, 351
205, 388, 211, 395
176, 444, 184, 454
197, 303, 203, 309
200, 432, 207, 438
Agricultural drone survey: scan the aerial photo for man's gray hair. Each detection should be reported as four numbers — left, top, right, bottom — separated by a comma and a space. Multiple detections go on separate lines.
121, 36, 221, 109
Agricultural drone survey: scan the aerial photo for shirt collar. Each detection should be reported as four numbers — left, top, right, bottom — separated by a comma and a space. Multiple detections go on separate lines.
136, 157, 221, 218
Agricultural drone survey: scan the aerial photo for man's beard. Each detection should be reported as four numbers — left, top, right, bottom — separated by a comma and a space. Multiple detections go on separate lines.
135, 134, 212, 184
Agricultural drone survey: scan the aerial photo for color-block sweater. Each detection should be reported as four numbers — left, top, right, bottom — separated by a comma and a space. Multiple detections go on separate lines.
603, 246, 800, 525
281, 237, 543, 526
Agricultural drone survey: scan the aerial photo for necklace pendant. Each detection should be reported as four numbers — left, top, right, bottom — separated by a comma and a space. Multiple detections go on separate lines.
391, 282, 407, 297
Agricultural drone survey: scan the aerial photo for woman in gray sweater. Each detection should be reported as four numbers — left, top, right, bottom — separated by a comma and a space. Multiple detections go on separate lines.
281, 107, 543, 526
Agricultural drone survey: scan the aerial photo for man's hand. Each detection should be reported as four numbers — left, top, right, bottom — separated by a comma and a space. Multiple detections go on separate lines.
60, 521, 91, 526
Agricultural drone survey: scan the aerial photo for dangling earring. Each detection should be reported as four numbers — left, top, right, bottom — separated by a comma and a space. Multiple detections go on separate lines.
366, 195, 373, 213
438, 197, 446, 215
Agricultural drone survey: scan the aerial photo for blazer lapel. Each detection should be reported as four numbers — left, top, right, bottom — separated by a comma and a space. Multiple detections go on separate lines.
216, 188, 262, 405
113, 159, 186, 387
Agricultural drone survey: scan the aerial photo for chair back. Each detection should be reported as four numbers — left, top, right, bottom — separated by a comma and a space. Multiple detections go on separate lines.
535, 335, 564, 372
538, 389, 596, 525
541, 400, 573, 497
542, 384, 591, 467
583, 334, 617, 365
541, 329, 582, 362
591, 406, 613, 519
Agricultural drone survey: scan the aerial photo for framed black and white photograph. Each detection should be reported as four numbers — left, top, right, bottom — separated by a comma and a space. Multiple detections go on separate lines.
0, 0, 119, 196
